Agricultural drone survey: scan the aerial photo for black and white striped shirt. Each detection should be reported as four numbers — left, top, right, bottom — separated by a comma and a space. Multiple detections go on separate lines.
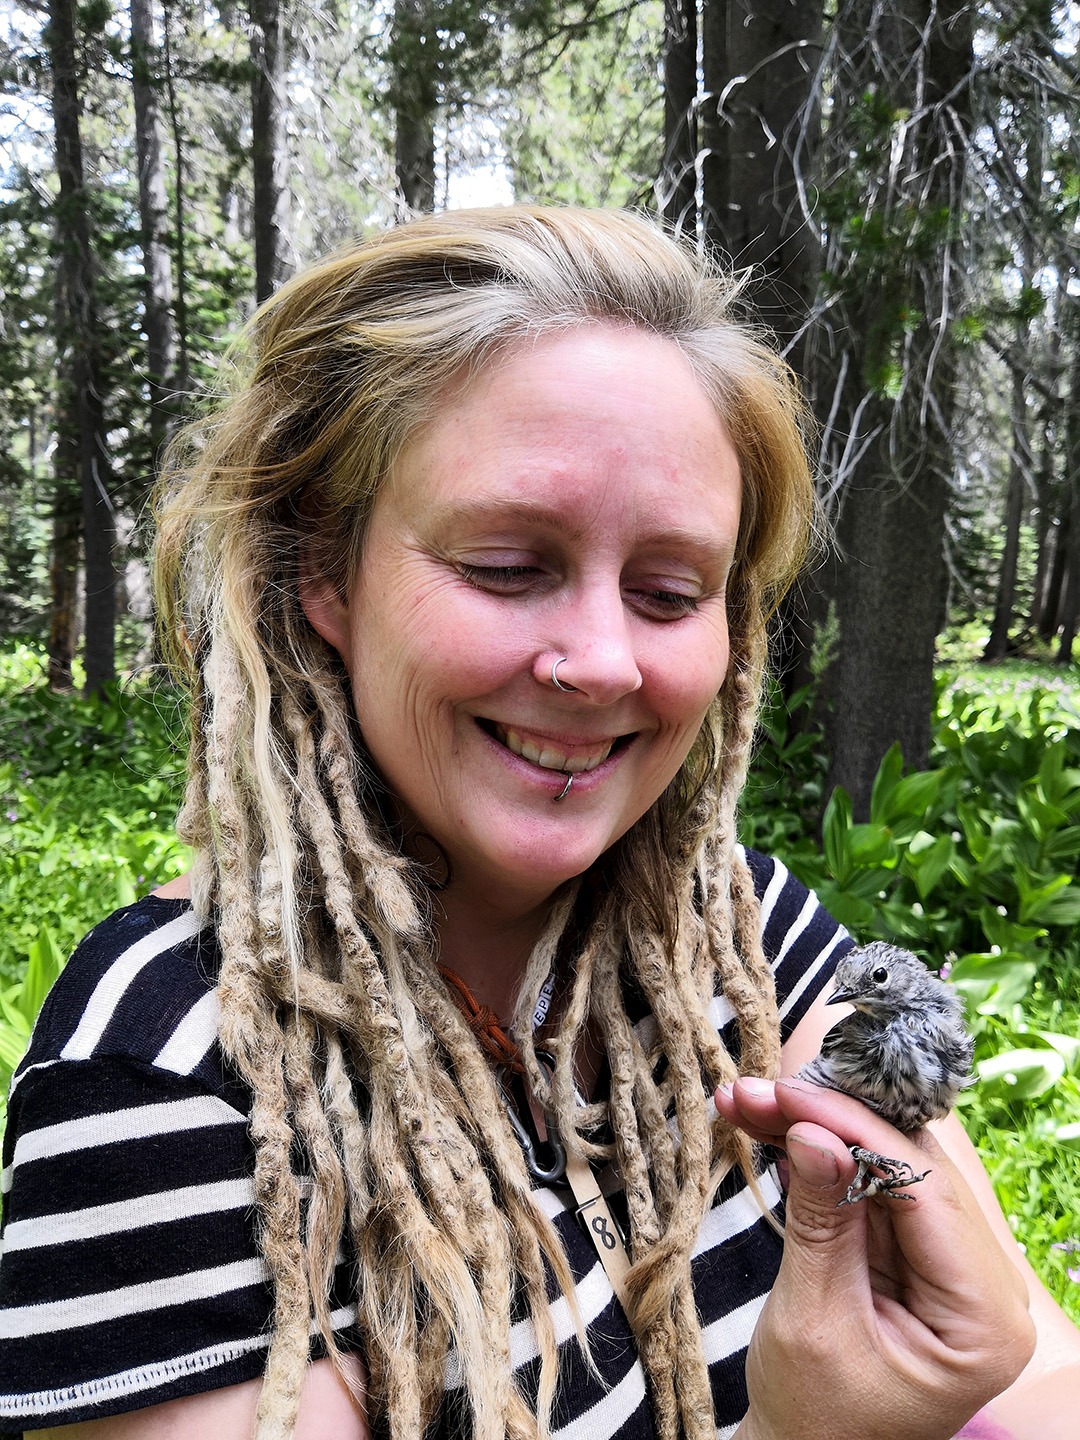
0, 850, 850, 1436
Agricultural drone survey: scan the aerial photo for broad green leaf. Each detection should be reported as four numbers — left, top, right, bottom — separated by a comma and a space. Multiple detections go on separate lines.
948, 953, 1036, 1015
1035, 1031, 1080, 1070
1019, 879, 1080, 927
847, 822, 896, 867
1054, 1121, 1080, 1146
0, 990, 30, 1037
978, 1047, 1066, 1099
22, 926, 64, 1023
887, 769, 943, 819
903, 832, 954, 900
869, 743, 904, 825
822, 787, 854, 885
0, 1025, 29, 1071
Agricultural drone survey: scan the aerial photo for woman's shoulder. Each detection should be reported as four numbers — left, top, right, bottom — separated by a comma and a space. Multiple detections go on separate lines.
739, 846, 853, 1036
14, 891, 223, 1091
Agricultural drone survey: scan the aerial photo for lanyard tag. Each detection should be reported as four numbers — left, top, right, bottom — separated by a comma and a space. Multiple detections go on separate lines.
563, 1148, 631, 1307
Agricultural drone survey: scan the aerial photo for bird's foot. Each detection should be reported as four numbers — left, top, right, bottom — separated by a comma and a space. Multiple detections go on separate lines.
838, 1145, 931, 1206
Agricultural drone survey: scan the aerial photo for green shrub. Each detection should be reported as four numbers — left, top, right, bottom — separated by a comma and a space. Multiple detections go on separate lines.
0, 643, 190, 1125
0, 650, 187, 953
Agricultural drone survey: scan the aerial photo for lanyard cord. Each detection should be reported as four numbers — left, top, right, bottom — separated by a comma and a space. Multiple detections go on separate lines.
437, 963, 524, 1074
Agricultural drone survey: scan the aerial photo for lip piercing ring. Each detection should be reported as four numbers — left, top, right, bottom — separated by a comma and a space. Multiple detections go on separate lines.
552, 657, 578, 693
553, 773, 574, 802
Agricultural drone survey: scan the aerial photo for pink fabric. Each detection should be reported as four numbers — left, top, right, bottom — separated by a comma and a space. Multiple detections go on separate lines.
955, 1413, 1014, 1440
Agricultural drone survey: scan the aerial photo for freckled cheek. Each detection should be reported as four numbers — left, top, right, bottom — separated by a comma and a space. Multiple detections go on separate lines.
645, 637, 731, 737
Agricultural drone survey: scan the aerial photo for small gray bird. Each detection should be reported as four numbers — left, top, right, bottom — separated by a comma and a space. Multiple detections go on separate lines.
798, 941, 974, 1204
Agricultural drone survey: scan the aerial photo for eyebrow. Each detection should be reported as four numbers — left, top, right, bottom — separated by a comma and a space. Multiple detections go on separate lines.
426, 498, 735, 559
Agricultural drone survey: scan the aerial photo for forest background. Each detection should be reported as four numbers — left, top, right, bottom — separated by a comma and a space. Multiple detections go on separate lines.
0, 0, 1079, 1314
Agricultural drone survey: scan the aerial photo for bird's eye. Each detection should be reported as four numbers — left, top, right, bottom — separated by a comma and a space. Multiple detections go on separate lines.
871, 966, 889, 985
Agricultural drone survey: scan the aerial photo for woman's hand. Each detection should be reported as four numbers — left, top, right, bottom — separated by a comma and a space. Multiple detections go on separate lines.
716, 1077, 1035, 1440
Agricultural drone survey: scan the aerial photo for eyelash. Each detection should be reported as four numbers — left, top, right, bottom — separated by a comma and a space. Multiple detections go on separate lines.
459, 564, 701, 619
638, 589, 699, 617
457, 563, 536, 590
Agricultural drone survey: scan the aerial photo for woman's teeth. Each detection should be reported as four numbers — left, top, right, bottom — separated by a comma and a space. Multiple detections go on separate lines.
497, 726, 613, 773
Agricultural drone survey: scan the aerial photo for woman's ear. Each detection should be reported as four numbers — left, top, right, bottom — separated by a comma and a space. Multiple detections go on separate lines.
298, 567, 351, 657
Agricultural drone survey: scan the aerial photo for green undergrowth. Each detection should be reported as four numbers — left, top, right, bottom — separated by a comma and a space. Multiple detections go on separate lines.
0, 644, 189, 1116
743, 660, 1080, 1321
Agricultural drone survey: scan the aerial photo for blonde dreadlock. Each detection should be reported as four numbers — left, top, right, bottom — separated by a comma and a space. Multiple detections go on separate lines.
152, 206, 818, 1440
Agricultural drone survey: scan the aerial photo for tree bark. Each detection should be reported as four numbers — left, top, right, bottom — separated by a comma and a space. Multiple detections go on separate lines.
1056, 290, 1080, 663
131, 0, 177, 455
659, 0, 697, 235
812, 0, 974, 815
701, 0, 823, 373
47, 475, 80, 692
161, 0, 191, 392
47, 0, 117, 696
250, 0, 291, 302
983, 360, 1029, 659
391, 0, 437, 215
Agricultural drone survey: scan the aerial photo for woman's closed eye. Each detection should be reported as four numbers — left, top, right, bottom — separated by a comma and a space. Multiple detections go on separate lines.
457, 562, 541, 592
629, 587, 701, 619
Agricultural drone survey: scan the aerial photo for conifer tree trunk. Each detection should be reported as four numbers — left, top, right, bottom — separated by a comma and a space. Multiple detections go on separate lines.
47, 476, 80, 692
250, 0, 291, 302
1057, 292, 1080, 663
48, 0, 117, 696
984, 360, 1029, 659
390, 0, 438, 214
813, 0, 974, 814
659, 0, 697, 234
131, 0, 177, 454
161, 0, 191, 393
701, 0, 822, 372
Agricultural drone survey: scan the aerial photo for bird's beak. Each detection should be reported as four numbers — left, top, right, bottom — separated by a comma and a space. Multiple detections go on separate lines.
827, 987, 856, 1006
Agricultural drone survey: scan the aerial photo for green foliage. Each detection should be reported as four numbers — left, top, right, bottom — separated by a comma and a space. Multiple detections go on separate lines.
742, 663, 1080, 1320
505, 1, 662, 209
0, 643, 189, 992
0, 926, 64, 1131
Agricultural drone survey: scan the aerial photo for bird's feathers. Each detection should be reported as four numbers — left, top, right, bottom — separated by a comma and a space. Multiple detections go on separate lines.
798, 941, 974, 1134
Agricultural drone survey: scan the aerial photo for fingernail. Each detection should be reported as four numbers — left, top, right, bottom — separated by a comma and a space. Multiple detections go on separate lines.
738, 1077, 774, 1097
716, 1082, 734, 1099
787, 1133, 840, 1189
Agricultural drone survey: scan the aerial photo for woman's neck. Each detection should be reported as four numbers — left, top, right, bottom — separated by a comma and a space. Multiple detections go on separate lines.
432, 885, 558, 1025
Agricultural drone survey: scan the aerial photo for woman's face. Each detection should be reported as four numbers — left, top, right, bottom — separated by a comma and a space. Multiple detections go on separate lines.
303, 325, 742, 913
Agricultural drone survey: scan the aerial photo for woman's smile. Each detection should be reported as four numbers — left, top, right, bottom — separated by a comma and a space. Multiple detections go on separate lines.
484, 721, 624, 774
301, 322, 742, 911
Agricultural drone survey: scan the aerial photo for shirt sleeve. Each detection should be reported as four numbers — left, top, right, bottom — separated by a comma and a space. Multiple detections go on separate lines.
0, 1054, 278, 1430
742, 847, 853, 1041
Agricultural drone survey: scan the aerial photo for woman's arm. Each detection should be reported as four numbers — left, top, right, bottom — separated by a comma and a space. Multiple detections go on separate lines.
934, 1113, 1080, 1437
27, 1355, 369, 1440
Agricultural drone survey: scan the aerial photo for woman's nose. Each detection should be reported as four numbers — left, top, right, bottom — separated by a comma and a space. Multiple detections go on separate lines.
535, 586, 643, 705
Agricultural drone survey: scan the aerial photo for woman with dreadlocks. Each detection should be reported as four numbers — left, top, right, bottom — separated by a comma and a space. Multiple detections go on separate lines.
2, 207, 1074, 1440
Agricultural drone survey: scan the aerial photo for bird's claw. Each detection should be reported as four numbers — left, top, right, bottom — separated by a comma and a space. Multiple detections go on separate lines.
837, 1145, 931, 1206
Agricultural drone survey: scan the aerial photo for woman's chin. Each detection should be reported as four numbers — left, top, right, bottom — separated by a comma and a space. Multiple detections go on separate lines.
447, 829, 614, 908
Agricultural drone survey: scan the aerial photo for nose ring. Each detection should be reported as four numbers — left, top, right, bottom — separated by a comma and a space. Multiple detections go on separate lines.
551, 657, 578, 693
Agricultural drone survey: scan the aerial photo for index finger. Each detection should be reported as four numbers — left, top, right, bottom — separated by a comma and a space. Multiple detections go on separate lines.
717, 1076, 937, 1182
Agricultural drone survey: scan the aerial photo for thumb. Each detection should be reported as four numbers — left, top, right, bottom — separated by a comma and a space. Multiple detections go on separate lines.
779, 1124, 867, 1290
